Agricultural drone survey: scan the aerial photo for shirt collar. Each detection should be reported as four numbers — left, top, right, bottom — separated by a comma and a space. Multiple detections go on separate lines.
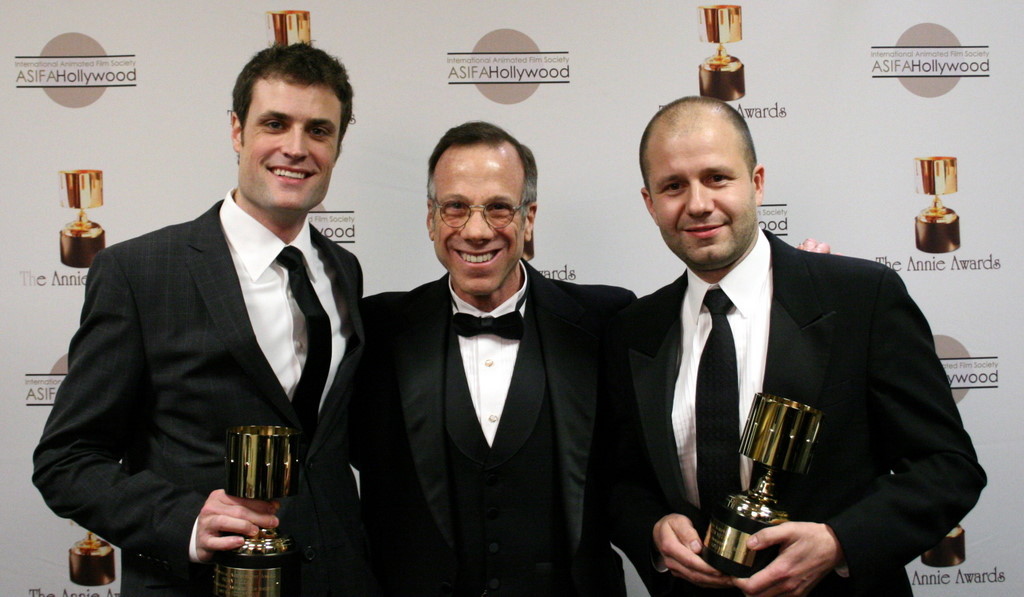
450, 260, 529, 317
219, 190, 318, 282
685, 230, 771, 318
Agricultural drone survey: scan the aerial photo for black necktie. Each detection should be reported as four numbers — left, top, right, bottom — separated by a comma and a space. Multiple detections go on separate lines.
276, 246, 331, 437
451, 294, 526, 340
695, 288, 741, 515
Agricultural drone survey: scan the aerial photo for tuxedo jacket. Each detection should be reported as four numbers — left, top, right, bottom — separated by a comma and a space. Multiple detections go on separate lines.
606, 231, 985, 597
352, 262, 634, 596
34, 202, 380, 596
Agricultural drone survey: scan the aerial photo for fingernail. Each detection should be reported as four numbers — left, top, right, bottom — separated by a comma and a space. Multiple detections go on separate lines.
690, 540, 702, 552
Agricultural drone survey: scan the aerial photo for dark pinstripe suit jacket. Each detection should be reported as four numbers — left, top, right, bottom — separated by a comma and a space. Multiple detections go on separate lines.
34, 202, 379, 596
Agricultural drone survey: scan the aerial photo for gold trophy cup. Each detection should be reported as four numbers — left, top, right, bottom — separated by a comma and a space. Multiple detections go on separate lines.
214, 426, 301, 597
698, 5, 745, 101
914, 157, 960, 253
267, 11, 311, 46
703, 393, 823, 577
59, 170, 105, 268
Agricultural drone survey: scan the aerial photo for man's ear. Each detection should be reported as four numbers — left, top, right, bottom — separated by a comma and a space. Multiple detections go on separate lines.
230, 112, 244, 154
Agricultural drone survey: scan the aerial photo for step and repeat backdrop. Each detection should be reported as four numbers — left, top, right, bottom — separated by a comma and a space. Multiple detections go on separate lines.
3, 2, 1019, 595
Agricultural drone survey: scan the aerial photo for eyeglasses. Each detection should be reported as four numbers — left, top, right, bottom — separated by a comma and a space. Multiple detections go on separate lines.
432, 200, 525, 230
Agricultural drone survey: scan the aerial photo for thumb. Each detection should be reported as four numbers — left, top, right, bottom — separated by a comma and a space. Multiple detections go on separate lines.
746, 526, 782, 551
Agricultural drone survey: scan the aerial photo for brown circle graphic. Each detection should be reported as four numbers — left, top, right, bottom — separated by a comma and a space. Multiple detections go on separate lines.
473, 29, 540, 104
933, 334, 968, 403
41, 33, 107, 108
50, 354, 69, 375
896, 23, 960, 98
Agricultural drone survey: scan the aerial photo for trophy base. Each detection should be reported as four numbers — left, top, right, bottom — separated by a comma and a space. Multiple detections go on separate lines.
915, 218, 960, 253
60, 229, 105, 268
214, 548, 301, 597
699, 65, 745, 101
69, 550, 116, 586
704, 503, 780, 578
921, 525, 966, 567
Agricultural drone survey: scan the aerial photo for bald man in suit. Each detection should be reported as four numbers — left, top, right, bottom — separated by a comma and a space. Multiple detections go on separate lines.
606, 96, 984, 596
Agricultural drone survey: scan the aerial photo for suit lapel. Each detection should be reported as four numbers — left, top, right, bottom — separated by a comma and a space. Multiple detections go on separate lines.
486, 305, 545, 468
527, 266, 595, 552
628, 275, 690, 512
762, 233, 834, 409
308, 227, 363, 456
393, 279, 456, 549
184, 203, 297, 425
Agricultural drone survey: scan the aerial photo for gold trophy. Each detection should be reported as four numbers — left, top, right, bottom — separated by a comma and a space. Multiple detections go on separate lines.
914, 157, 960, 253
59, 170, 105, 268
267, 11, 311, 46
703, 393, 823, 577
69, 531, 116, 586
214, 426, 301, 597
921, 525, 966, 567
698, 5, 745, 101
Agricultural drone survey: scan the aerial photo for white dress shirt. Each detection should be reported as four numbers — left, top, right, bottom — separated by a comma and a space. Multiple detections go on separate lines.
450, 262, 529, 446
672, 231, 773, 509
220, 193, 350, 408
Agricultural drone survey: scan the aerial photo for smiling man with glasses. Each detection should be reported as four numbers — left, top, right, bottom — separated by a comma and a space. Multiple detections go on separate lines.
351, 121, 635, 596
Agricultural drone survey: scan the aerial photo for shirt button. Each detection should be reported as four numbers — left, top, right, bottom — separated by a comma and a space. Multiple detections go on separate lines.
487, 507, 499, 520
488, 578, 501, 590
488, 542, 500, 554
303, 546, 317, 561
488, 414, 498, 423
484, 359, 494, 367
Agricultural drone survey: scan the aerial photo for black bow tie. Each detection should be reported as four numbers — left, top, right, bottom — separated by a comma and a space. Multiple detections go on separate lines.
452, 311, 524, 340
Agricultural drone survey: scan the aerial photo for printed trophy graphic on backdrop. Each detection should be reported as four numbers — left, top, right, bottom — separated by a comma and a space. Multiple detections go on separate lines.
214, 426, 301, 597
267, 11, 310, 45
703, 393, 823, 577
59, 169, 105, 268
914, 156, 960, 253
698, 5, 745, 101
921, 524, 967, 567
69, 530, 116, 586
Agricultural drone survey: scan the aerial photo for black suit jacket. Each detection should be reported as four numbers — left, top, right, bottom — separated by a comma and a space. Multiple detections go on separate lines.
34, 202, 379, 596
606, 232, 985, 596
353, 262, 634, 596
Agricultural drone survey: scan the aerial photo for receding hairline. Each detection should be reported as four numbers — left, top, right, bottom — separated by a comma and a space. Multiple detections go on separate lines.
427, 121, 538, 207
639, 97, 756, 187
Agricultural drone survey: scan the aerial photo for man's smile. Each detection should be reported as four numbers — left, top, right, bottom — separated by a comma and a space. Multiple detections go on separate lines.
271, 167, 311, 180
459, 251, 497, 264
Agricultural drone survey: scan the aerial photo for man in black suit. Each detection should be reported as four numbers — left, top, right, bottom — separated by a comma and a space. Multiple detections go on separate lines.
606, 96, 985, 596
33, 43, 379, 595
353, 121, 634, 596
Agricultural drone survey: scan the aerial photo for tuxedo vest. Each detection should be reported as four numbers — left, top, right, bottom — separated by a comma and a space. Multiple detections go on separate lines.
443, 304, 573, 596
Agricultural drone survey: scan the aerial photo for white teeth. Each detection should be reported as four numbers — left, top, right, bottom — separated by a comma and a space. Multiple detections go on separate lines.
272, 168, 307, 179
461, 252, 495, 263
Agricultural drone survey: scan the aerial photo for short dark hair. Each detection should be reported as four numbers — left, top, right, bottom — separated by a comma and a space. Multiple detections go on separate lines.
639, 96, 757, 188
427, 121, 538, 206
232, 43, 354, 143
